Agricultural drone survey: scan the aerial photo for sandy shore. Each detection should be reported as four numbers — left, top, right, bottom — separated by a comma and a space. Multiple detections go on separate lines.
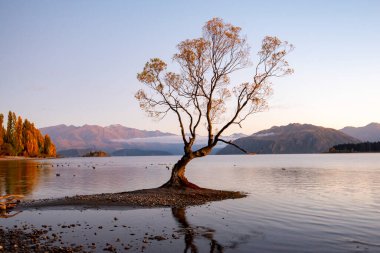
19, 187, 247, 210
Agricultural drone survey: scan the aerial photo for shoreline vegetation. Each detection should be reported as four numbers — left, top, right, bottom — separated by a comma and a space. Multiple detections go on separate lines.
82, 150, 109, 157
329, 142, 380, 153
0, 111, 57, 158
18, 188, 247, 210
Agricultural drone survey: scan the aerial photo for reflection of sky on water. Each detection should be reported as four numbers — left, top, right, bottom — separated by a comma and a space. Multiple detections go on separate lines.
0, 206, 251, 252
1, 154, 380, 252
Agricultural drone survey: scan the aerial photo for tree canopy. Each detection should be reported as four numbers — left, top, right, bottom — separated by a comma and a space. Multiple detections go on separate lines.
136, 18, 293, 188
0, 111, 56, 157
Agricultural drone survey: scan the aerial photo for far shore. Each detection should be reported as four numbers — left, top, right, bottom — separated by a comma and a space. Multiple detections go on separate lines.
0, 156, 56, 161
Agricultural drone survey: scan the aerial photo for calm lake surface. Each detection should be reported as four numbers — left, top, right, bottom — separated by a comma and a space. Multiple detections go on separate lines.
1, 154, 380, 252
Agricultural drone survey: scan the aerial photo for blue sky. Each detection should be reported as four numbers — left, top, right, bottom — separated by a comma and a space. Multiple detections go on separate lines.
1, 0, 379, 135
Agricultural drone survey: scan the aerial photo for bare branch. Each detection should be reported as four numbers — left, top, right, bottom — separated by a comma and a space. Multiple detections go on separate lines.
218, 139, 249, 154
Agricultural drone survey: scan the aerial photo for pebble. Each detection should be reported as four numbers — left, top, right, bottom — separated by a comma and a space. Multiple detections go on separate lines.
153, 235, 166, 241
0, 227, 85, 252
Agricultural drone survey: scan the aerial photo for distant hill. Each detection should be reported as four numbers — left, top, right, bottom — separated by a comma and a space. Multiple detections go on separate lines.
40, 124, 175, 151
340, 123, 380, 142
218, 123, 359, 154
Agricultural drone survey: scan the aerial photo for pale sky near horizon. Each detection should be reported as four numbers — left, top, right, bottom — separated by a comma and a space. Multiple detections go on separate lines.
1, 0, 379, 135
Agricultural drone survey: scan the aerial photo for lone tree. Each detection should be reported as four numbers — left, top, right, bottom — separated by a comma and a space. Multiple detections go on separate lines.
136, 18, 293, 189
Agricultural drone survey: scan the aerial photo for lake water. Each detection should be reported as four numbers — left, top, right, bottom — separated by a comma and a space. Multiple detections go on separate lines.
1, 154, 380, 252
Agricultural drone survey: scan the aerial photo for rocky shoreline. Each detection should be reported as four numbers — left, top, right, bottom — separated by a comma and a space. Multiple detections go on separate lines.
2, 188, 247, 252
0, 227, 86, 253
19, 187, 247, 210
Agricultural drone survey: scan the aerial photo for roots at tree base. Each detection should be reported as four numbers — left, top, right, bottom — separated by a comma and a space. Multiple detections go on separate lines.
159, 155, 203, 190
160, 176, 201, 190
160, 164, 201, 190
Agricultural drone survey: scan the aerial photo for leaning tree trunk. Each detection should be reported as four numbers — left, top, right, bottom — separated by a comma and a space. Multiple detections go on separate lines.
160, 154, 200, 189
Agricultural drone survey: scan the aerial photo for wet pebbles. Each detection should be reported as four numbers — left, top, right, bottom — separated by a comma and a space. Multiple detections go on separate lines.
0, 219, 186, 253
5, 188, 246, 252
19, 188, 246, 209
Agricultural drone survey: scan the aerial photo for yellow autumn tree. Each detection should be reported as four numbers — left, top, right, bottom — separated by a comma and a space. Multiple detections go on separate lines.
5, 111, 16, 150
43, 134, 56, 157
22, 119, 38, 157
0, 111, 56, 157
136, 18, 293, 188
0, 113, 4, 146
35, 127, 45, 155
14, 116, 24, 155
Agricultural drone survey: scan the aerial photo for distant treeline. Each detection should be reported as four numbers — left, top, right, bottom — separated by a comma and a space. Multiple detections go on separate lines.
82, 151, 108, 157
0, 111, 56, 157
330, 142, 380, 153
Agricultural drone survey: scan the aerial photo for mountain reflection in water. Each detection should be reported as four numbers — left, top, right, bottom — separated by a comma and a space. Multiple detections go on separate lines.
1, 154, 380, 252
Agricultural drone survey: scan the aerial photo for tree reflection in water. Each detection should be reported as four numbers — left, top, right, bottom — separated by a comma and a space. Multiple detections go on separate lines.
0, 160, 50, 196
172, 207, 224, 253
0, 160, 50, 219
0, 209, 22, 219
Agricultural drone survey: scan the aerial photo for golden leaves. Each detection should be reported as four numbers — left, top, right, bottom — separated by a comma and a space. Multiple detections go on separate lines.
204, 18, 241, 40
135, 89, 147, 101
0, 111, 56, 157
135, 17, 294, 143
256, 36, 294, 80
165, 72, 183, 91
174, 38, 210, 66
137, 58, 167, 84
149, 58, 167, 72
204, 17, 243, 51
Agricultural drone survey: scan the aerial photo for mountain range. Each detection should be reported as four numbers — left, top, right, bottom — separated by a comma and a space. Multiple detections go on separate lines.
40, 124, 174, 151
217, 123, 359, 154
40, 124, 243, 156
340, 123, 380, 142
40, 122, 380, 156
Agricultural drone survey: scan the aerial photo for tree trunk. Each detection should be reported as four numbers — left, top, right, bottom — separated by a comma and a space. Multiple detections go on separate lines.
160, 154, 200, 189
